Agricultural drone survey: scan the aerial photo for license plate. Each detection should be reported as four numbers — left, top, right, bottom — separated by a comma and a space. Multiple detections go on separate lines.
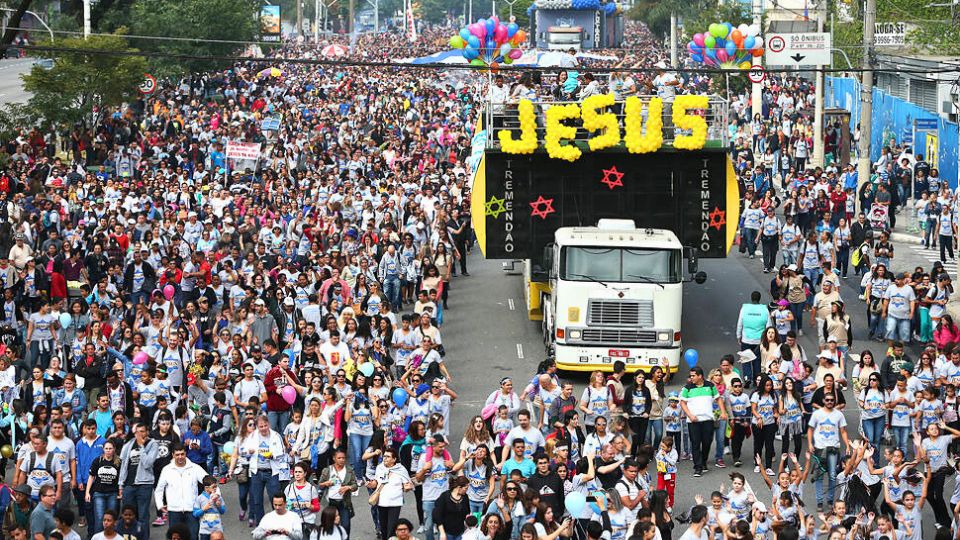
609, 349, 629, 357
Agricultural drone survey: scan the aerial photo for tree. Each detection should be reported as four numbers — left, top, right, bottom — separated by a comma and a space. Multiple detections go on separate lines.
1, 0, 35, 48
116, 0, 259, 79
20, 34, 147, 127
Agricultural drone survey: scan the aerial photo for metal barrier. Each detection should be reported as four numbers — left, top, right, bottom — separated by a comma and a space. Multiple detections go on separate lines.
485, 95, 730, 148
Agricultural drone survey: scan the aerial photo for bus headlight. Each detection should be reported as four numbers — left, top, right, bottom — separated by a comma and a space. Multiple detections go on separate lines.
657, 332, 671, 342
568, 330, 582, 340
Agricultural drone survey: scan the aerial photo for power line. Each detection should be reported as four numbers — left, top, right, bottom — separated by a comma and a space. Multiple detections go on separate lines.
4, 42, 958, 75
1, 26, 292, 46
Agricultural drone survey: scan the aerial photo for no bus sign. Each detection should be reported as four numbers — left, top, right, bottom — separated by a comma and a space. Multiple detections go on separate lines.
747, 66, 765, 83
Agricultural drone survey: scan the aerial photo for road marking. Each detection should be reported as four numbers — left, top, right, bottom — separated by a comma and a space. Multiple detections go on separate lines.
516, 344, 524, 359
508, 298, 515, 311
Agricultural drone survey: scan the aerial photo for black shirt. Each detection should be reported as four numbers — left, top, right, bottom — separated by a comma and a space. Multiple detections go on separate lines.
89, 457, 121, 493
124, 443, 143, 486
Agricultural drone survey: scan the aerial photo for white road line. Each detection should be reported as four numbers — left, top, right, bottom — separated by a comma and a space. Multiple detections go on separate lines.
516, 344, 524, 359
508, 298, 515, 311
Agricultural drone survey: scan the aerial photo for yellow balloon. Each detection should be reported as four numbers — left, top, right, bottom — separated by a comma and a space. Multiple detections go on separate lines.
1, 444, 13, 459
739, 62, 752, 70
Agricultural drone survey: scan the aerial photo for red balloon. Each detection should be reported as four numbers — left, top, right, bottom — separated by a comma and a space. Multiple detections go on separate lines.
752, 48, 764, 57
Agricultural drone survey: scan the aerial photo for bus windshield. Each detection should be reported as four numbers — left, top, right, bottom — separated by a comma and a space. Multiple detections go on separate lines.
560, 247, 681, 284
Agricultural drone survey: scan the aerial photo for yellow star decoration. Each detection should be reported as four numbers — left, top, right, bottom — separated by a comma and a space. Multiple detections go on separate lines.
485, 195, 507, 219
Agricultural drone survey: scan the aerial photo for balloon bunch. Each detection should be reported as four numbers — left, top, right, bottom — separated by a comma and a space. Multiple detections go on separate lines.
449, 16, 526, 68
688, 22, 763, 70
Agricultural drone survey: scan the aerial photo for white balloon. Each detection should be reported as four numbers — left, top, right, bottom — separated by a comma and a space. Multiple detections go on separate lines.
747, 24, 761, 37
753, 36, 763, 48
738, 23, 749, 34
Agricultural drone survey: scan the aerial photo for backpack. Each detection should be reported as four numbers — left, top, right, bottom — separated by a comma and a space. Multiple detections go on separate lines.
27, 452, 56, 485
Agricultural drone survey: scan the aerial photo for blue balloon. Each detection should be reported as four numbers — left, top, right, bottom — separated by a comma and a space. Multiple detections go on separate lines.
507, 22, 519, 38
485, 39, 496, 50
477, 18, 487, 25
725, 41, 736, 56
684, 349, 699, 368
392, 388, 408, 408
724, 22, 733, 35
744, 36, 755, 50
467, 35, 480, 49
691, 53, 704, 63
499, 43, 511, 56
463, 46, 479, 60
705, 48, 717, 59
459, 28, 471, 41
485, 18, 495, 34
494, 55, 504, 63
565, 492, 586, 516
715, 37, 725, 49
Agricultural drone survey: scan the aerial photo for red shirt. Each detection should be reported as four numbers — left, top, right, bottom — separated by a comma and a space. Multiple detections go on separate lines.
264, 365, 299, 412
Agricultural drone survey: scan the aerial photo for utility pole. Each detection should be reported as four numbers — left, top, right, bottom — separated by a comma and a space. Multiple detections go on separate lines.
750, 0, 762, 118
811, 7, 825, 167
857, 0, 876, 199
349, 0, 355, 34
669, 12, 678, 69
296, 0, 303, 37
314, 0, 320, 41
83, 0, 91, 39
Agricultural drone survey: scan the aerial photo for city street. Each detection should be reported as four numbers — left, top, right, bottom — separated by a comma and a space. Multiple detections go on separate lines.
197, 227, 946, 539
0, 58, 34, 105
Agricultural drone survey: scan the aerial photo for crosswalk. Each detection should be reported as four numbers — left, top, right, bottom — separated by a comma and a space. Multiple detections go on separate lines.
907, 244, 958, 276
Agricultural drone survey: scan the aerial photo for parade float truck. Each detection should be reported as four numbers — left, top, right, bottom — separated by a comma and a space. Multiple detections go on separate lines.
471, 94, 739, 373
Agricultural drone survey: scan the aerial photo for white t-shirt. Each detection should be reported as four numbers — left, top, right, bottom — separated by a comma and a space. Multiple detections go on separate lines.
808, 408, 846, 449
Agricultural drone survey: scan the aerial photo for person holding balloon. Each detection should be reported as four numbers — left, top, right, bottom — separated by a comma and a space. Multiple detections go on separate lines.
263, 351, 305, 434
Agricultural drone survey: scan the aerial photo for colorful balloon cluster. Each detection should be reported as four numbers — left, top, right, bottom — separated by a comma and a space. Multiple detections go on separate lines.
449, 16, 526, 68
688, 22, 763, 70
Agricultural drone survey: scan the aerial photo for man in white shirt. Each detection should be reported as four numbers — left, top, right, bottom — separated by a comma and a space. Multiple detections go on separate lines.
154, 443, 207, 540
252, 492, 303, 540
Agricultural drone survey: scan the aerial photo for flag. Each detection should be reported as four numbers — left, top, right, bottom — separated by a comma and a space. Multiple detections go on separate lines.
406, 0, 417, 43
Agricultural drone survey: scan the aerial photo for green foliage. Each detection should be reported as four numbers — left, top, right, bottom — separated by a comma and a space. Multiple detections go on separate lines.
497, 0, 533, 27
629, 0, 748, 40
123, 0, 260, 79
20, 35, 147, 127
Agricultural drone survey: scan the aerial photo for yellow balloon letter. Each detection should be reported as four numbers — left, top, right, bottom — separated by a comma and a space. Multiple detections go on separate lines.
623, 97, 663, 154
497, 99, 538, 154
544, 104, 582, 162
671, 95, 709, 151
580, 94, 621, 152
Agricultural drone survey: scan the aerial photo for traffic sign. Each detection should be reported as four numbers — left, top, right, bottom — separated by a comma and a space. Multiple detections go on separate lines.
138, 73, 157, 95
747, 67, 765, 83
874, 22, 905, 47
765, 33, 832, 66
915, 118, 938, 130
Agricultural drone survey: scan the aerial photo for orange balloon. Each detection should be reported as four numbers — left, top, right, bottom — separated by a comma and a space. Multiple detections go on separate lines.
515, 29, 526, 43
731, 29, 743, 45
752, 48, 763, 57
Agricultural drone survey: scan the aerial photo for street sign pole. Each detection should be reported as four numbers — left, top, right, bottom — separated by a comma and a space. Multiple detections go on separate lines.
750, 0, 762, 118
812, 13, 825, 168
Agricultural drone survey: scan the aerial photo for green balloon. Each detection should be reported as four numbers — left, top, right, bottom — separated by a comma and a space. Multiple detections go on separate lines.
450, 35, 465, 49
704, 35, 716, 49
470, 58, 485, 66
716, 24, 729, 38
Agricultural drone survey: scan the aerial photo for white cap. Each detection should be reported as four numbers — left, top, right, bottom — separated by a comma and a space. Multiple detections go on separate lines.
818, 350, 834, 360
752, 501, 767, 512
787, 264, 798, 271
283, 297, 294, 306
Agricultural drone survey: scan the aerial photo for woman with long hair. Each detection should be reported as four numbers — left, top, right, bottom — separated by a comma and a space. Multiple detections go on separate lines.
480, 512, 511, 540
227, 414, 257, 524
459, 416, 495, 458
624, 370, 652, 452
822, 301, 853, 360
453, 443, 495, 514
85, 438, 121, 536
759, 328, 781, 373
914, 349, 937, 389
283, 461, 320, 539
864, 263, 891, 339
858, 373, 887, 452
488, 479, 525, 539
314, 505, 348, 539
579, 371, 613, 434
399, 420, 428, 530
649, 489, 674, 540
935, 314, 960, 350
532, 501, 572, 540
646, 365, 670, 448
851, 349, 878, 394
751, 374, 778, 475
777, 377, 804, 456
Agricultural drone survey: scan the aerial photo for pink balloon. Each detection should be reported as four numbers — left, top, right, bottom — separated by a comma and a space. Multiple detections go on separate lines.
163, 284, 175, 301
717, 50, 728, 62
133, 351, 148, 365
282, 386, 297, 405
470, 23, 485, 38
693, 33, 705, 47
508, 48, 522, 59
494, 25, 508, 43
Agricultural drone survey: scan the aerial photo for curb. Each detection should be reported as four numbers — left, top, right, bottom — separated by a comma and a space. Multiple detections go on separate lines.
890, 232, 923, 245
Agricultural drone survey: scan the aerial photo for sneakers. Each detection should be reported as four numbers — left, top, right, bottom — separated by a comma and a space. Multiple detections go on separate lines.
239, 511, 246, 521
734, 460, 742, 467
248, 519, 255, 528
798, 329, 804, 336
766, 468, 775, 476
693, 470, 703, 478
152, 516, 167, 527
417, 526, 426, 534
754, 465, 761, 473
716, 459, 726, 468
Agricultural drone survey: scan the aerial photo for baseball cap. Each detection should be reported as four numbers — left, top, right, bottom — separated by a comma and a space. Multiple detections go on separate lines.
667, 391, 680, 400
787, 264, 798, 272
753, 501, 767, 512
283, 297, 294, 307
827, 335, 838, 343
254, 299, 266, 306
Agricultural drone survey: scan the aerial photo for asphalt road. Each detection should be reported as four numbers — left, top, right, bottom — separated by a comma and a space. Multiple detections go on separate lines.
0, 58, 35, 105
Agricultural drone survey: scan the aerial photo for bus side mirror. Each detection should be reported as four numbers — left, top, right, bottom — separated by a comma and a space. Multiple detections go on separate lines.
694, 271, 707, 284
686, 247, 699, 275
544, 243, 556, 279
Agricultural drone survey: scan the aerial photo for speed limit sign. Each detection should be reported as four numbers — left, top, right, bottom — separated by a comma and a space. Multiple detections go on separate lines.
138, 73, 157, 95
747, 67, 765, 84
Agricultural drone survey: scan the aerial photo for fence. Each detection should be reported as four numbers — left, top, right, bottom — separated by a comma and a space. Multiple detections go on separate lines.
825, 76, 959, 187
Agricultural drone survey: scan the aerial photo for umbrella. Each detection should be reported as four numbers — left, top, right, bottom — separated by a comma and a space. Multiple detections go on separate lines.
321, 44, 347, 58
257, 67, 284, 78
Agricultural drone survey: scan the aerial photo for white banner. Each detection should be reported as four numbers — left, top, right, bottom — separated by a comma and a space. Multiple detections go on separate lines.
225, 141, 262, 160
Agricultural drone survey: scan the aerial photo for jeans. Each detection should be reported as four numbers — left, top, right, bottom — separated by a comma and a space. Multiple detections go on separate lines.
687, 420, 715, 472
329, 499, 352, 535
714, 419, 727, 460
168, 511, 199, 540
382, 276, 402, 310
942, 235, 956, 261
803, 269, 821, 306
267, 410, 290, 434
469, 500, 485, 514
781, 249, 798, 267
743, 230, 759, 256
789, 302, 805, 332
892, 426, 911, 459
122, 484, 153, 540
249, 470, 280, 525
814, 449, 839, 505
27, 340, 54, 370
885, 317, 911, 342
837, 245, 850, 277
647, 419, 664, 449
348, 432, 372, 478
861, 416, 885, 456
238, 475, 250, 512
91, 492, 119, 535
423, 499, 438, 540
868, 301, 885, 338
740, 343, 761, 387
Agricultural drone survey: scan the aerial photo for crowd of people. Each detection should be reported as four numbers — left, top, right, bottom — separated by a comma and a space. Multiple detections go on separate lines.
1, 11, 960, 540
